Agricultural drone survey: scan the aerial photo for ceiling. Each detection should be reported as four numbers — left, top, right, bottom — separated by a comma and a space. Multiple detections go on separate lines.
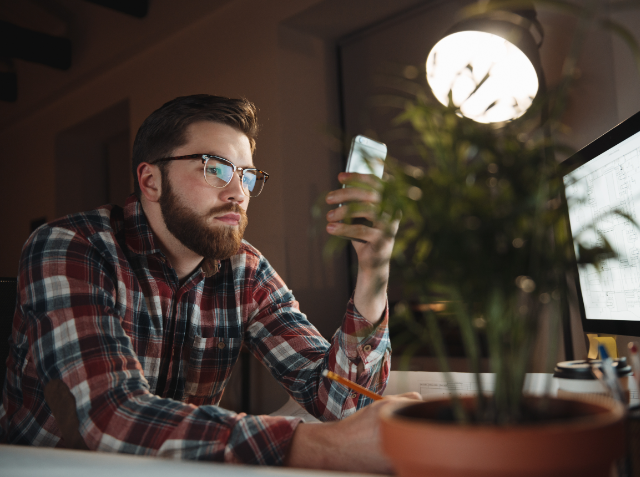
0, 0, 443, 133
0, 0, 233, 131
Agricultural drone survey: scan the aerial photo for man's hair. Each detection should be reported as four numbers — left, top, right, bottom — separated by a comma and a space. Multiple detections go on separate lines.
132, 94, 259, 196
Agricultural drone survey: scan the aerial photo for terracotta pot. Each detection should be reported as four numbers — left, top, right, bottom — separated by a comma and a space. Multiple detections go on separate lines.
380, 395, 625, 477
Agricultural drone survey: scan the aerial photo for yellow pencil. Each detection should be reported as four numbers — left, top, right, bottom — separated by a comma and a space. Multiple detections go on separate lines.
322, 369, 384, 401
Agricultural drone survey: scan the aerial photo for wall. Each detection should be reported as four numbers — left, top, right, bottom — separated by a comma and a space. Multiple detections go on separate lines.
55, 99, 130, 217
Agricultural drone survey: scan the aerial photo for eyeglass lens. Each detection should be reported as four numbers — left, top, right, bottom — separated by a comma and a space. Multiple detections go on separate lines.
204, 158, 266, 197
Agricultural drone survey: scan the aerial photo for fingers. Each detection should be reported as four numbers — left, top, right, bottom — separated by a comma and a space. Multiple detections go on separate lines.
339, 171, 383, 189
326, 172, 382, 205
327, 202, 377, 223
326, 221, 382, 243
325, 172, 397, 245
326, 186, 380, 207
388, 392, 423, 401
371, 393, 422, 417
326, 205, 398, 243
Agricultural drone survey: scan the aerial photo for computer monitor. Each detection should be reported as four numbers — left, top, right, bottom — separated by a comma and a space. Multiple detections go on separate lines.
562, 110, 640, 337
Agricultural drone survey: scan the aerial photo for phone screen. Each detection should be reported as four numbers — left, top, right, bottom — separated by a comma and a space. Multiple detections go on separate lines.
345, 135, 387, 178
339, 136, 387, 241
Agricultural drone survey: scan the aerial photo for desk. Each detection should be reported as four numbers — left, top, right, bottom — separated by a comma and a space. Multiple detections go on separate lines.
384, 371, 640, 405
4, 374, 638, 477
0, 445, 372, 477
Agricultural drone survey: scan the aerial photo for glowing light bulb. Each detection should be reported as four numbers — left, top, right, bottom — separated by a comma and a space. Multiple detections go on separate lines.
426, 30, 539, 123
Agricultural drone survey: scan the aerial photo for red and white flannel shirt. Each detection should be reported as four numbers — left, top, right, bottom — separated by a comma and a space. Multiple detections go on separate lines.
0, 195, 390, 465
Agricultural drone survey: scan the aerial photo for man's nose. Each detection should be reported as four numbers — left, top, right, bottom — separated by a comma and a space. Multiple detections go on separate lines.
223, 171, 246, 200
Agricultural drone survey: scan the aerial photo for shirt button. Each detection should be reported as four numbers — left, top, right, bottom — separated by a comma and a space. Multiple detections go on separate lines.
363, 344, 372, 353
217, 341, 226, 350
350, 393, 357, 399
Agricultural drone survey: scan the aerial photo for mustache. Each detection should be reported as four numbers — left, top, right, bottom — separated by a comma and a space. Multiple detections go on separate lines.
206, 203, 246, 218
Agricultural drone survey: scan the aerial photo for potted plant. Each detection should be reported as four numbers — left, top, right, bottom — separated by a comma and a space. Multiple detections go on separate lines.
329, 1, 640, 475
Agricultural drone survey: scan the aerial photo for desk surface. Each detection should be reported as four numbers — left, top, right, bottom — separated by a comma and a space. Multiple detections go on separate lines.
0, 445, 372, 477
4, 372, 638, 476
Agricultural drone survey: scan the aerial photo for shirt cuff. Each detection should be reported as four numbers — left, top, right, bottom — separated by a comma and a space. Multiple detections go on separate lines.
338, 296, 390, 372
225, 414, 303, 465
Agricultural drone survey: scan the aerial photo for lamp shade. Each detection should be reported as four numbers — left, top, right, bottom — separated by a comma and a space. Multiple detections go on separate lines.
426, 12, 543, 124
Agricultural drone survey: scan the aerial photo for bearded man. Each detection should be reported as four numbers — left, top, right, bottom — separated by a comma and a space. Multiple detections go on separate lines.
1, 94, 416, 472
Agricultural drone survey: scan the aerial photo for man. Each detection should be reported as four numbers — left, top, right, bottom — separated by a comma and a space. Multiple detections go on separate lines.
1, 94, 414, 472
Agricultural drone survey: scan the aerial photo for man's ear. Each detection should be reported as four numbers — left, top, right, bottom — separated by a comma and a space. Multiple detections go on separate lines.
138, 162, 162, 203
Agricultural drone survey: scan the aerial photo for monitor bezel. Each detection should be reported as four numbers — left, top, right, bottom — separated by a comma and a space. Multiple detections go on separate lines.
560, 110, 640, 337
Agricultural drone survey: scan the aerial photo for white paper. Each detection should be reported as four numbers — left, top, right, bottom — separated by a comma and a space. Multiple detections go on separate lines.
270, 397, 320, 423
383, 371, 560, 398
270, 372, 637, 419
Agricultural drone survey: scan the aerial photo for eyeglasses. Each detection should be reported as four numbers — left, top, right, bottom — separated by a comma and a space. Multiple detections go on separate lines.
154, 154, 269, 197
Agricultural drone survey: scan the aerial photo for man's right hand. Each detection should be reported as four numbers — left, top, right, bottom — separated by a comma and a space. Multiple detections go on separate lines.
284, 393, 422, 474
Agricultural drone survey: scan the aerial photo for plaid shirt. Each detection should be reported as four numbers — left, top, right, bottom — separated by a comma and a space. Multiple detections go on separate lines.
1, 195, 390, 465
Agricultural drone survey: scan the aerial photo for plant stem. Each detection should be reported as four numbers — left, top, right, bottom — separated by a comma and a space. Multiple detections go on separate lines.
426, 311, 469, 424
448, 288, 486, 417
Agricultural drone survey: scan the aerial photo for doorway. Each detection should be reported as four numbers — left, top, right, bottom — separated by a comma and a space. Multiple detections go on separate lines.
55, 99, 131, 218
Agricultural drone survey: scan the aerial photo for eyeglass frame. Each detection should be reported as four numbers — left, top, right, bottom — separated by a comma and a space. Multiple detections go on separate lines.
153, 153, 270, 197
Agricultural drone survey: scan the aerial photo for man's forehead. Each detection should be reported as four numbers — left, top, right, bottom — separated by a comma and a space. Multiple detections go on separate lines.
182, 121, 253, 165
184, 121, 249, 144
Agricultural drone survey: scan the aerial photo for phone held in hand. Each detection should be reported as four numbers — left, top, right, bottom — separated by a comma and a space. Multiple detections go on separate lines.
340, 135, 387, 242
344, 135, 387, 180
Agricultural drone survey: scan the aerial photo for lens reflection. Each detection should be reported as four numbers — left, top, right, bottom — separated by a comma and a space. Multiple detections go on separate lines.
204, 158, 266, 197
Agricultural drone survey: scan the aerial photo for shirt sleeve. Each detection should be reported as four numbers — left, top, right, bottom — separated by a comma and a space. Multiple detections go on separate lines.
14, 225, 301, 465
243, 253, 391, 421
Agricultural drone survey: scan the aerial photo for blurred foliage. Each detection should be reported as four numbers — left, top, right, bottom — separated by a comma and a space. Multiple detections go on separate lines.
326, 0, 640, 424
379, 88, 578, 423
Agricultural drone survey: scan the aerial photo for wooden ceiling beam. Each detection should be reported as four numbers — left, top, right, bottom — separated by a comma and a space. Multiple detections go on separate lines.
83, 0, 149, 19
0, 21, 71, 70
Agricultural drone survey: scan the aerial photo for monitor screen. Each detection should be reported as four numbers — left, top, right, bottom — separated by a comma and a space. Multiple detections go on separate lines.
562, 111, 640, 336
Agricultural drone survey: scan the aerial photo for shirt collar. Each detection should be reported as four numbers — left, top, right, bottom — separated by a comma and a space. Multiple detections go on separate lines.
124, 194, 163, 257
123, 194, 220, 277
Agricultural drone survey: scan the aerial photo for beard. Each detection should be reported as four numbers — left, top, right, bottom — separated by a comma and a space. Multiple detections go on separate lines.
159, 174, 248, 261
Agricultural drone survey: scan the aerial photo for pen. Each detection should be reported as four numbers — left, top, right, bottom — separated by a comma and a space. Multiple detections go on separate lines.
628, 341, 640, 393
591, 367, 608, 392
597, 344, 625, 404
322, 369, 384, 401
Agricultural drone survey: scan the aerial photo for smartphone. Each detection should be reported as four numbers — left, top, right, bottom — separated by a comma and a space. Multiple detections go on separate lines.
344, 135, 387, 179
339, 135, 387, 241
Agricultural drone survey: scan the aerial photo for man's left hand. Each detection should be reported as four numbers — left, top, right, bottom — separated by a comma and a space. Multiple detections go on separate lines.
325, 172, 399, 324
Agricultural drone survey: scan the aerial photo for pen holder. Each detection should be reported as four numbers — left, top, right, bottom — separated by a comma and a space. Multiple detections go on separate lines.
556, 378, 630, 405
554, 359, 633, 404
